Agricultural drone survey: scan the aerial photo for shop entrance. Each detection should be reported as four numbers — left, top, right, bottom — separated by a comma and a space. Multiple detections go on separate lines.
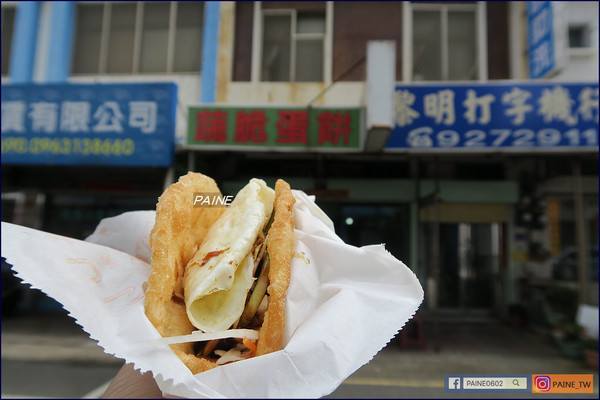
318, 202, 410, 263
429, 223, 504, 312
420, 203, 509, 315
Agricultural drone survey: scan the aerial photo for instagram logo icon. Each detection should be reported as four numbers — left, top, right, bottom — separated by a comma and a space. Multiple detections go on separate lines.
534, 375, 552, 392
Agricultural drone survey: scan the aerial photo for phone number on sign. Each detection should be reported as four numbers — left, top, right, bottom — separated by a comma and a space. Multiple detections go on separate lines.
1, 137, 136, 156
405, 127, 598, 148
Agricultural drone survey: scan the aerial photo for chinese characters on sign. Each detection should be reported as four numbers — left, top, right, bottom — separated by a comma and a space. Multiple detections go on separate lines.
387, 83, 599, 151
527, 2, 567, 79
2, 100, 157, 134
187, 106, 361, 150
1, 83, 177, 166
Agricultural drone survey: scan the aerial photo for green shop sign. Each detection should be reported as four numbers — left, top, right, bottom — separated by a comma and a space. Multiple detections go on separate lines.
186, 106, 362, 151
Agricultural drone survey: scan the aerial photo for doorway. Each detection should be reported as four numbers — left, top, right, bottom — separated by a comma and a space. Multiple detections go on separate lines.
422, 220, 506, 315
318, 202, 410, 263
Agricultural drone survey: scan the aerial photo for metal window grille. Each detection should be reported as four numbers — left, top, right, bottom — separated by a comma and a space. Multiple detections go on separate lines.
411, 3, 479, 81
72, 1, 204, 75
261, 9, 325, 82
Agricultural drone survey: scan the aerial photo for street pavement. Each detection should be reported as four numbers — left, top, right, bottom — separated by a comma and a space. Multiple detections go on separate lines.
1, 308, 598, 399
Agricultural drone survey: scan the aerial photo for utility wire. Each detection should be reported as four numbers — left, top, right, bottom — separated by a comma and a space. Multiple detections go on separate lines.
307, 56, 366, 107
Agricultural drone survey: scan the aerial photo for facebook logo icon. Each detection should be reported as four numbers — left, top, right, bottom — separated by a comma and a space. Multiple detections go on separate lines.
448, 377, 462, 390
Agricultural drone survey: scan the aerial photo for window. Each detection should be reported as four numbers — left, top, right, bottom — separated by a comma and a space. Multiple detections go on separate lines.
568, 25, 590, 49
107, 3, 136, 73
1, 5, 16, 76
260, 9, 326, 82
405, 2, 486, 81
72, 2, 204, 75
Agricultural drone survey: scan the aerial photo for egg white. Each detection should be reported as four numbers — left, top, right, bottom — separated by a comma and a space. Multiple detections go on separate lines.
184, 178, 275, 332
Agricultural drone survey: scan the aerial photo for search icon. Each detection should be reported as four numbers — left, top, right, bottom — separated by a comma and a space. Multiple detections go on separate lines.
512, 379, 520, 387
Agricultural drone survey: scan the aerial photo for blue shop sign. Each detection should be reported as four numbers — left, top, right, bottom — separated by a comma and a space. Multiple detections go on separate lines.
386, 82, 599, 152
1, 82, 177, 166
527, 2, 559, 79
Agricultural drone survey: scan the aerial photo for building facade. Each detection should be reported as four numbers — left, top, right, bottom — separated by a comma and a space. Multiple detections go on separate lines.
1, 1, 598, 319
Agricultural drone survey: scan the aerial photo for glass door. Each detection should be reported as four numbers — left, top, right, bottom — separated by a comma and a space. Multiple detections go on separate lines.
423, 222, 504, 314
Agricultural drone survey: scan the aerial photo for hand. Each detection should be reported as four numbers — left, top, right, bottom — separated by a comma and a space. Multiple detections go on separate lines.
102, 362, 165, 399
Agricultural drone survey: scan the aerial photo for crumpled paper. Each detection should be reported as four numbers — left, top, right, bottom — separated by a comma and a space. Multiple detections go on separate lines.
1, 190, 423, 398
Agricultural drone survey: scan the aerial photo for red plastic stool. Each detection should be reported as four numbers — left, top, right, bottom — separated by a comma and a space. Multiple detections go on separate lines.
398, 314, 426, 351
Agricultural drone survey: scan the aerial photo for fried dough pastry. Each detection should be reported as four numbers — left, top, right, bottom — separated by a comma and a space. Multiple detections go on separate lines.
145, 174, 295, 375
144, 172, 224, 365
257, 179, 295, 356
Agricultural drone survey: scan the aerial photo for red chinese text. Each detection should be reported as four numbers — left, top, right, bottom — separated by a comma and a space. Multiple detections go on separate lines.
318, 111, 352, 145
234, 110, 268, 143
195, 110, 228, 143
276, 110, 309, 144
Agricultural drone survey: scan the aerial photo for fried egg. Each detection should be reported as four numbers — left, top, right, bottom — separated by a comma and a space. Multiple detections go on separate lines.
184, 178, 275, 332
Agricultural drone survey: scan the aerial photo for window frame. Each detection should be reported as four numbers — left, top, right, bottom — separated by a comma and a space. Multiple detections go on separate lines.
261, 9, 295, 82
567, 22, 597, 58
402, 1, 488, 82
251, 1, 333, 83
568, 24, 592, 49
1, 2, 17, 77
72, 1, 202, 75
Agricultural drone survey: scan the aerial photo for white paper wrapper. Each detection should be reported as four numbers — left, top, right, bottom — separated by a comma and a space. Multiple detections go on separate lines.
1, 190, 423, 398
